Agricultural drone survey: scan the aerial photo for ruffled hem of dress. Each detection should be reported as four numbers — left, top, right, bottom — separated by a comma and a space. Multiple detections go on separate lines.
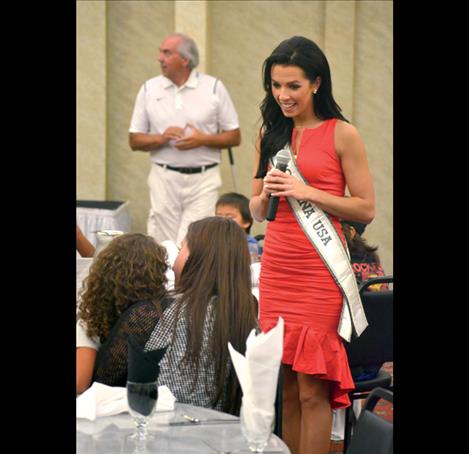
260, 318, 355, 409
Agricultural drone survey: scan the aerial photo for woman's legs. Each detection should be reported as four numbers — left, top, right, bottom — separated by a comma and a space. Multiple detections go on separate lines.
297, 373, 332, 454
281, 365, 301, 454
281, 365, 333, 454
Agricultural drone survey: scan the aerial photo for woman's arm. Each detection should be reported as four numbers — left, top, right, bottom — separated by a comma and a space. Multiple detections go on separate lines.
76, 347, 97, 394
76, 226, 95, 258
263, 121, 375, 223
249, 133, 276, 222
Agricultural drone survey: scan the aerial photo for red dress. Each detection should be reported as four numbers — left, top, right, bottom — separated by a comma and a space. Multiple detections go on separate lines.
259, 118, 354, 409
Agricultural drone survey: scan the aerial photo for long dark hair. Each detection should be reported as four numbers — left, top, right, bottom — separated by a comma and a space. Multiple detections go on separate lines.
174, 216, 258, 414
256, 36, 348, 177
342, 221, 380, 265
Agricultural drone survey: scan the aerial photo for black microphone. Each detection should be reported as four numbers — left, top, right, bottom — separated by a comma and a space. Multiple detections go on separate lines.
266, 147, 291, 221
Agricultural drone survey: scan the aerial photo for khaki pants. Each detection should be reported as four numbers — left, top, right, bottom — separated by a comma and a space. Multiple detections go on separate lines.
147, 163, 222, 246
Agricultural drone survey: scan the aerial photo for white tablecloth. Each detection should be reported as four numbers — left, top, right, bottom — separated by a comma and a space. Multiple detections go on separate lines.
77, 200, 132, 249
77, 403, 290, 453
77, 257, 93, 313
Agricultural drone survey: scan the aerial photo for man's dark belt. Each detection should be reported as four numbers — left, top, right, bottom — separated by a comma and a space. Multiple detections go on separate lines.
155, 162, 218, 174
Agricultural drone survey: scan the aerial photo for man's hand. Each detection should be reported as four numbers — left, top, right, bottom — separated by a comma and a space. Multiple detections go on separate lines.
162, 126, 185, 144
174, 123, 207, 150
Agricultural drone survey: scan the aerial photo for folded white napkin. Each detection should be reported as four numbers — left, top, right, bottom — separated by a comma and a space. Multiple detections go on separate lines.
161, 240, 179, 268
250, 262, 261, 302
250, 261, 261, 287
228, 317, 284, 441
161, 240, 179, 291
77, 382, 176, 421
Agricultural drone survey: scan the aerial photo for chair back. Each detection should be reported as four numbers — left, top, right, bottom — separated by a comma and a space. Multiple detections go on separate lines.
93, 297, 172, 387
346, 387, 393, 454
345, 276, 393, 367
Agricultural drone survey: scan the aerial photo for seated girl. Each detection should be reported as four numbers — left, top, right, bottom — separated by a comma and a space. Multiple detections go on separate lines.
145, 216, 259, 415
95, 217, 258, 414
76, 233, 170, 394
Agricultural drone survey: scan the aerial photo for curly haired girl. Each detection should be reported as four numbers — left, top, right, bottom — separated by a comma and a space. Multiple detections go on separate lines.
76, 233, 169, 394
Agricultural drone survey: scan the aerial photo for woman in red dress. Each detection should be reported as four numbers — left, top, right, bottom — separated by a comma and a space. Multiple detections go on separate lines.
250, 36, 375, 454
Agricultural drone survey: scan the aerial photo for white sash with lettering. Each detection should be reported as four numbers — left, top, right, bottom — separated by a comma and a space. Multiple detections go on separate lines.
270, 146, 368, 342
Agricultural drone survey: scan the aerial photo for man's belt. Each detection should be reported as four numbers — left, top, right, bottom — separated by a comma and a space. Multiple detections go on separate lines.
155, 162, 218, 174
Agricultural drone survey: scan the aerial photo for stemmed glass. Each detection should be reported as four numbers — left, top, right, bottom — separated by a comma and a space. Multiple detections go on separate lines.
239, 401, 275, 453
126, 380, 158, 452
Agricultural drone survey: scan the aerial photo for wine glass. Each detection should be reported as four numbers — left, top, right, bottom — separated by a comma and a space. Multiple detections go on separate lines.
239, 401, 275, 453
126, 380, 158, 452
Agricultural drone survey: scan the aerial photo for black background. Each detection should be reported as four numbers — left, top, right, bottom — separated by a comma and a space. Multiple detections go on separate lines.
4, 1, 76, 451
3, 1, 457, 451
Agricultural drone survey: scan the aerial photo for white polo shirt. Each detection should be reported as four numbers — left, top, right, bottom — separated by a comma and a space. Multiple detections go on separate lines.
129, 70, 239, 167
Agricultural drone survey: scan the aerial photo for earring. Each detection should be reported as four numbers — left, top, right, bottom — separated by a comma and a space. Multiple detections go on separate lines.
313, 89, 318, 94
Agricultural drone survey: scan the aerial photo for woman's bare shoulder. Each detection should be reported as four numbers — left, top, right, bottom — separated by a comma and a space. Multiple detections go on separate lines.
335, 119, 360, 139
335, 120, 363, 156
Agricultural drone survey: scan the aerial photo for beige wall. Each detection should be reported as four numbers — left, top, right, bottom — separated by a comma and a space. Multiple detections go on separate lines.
76, 0, 393, 274
77, 0, 106, 199
209, 0, 326, 232
354, 1, 393, 275
106, 0, 175, 236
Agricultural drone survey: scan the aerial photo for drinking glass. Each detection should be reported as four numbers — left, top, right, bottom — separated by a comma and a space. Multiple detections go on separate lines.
239, 402, 274, 453
126, 380, 158, 451
248, 241, 260, 263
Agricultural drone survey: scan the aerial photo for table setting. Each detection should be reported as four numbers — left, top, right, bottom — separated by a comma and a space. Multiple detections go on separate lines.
77, 324, 289, 453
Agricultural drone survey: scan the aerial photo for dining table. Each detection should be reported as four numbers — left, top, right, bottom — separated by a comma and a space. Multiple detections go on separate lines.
77, 402, 290, 453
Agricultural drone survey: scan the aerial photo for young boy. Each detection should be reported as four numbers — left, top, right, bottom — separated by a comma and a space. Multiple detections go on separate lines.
215, 192, 261, 262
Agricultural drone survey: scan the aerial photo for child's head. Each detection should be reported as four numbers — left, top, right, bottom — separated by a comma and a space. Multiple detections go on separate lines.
77, 233, 169, 342
174, 215, 251, 288
341, 220, 380, 264
215, 192, 253, 234
342, 221, 366, 238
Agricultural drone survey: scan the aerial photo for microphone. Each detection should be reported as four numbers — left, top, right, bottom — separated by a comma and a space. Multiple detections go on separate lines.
266, 147, 291, 221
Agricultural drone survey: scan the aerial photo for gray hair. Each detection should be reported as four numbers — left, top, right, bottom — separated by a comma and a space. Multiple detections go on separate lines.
170, 33, 199, 70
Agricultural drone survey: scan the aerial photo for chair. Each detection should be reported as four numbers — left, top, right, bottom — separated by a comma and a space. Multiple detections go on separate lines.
343, 275, 393, 452
93, 298, 172, 387
345, 387, 393, 454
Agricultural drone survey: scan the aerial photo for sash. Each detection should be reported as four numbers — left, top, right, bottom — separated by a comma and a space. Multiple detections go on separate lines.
270, 145, 368, 342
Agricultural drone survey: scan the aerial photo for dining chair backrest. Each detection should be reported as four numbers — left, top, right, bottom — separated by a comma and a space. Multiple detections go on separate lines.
93, 298, 172, 387
345, 276, 393, 368
345, 387, 393, 454
342, 276, 393, 453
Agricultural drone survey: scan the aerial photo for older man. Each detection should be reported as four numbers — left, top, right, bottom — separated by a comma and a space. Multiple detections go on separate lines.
129, 33, 241, 246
